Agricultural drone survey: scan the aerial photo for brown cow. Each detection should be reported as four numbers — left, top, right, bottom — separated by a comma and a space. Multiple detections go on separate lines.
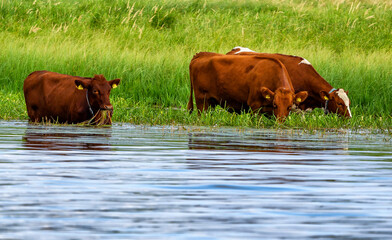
227, 47, 352, 118
23, 71, 120, 125
187, 52, 308, 121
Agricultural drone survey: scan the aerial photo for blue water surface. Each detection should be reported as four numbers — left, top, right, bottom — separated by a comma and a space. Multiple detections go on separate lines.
0, 121, 391, 239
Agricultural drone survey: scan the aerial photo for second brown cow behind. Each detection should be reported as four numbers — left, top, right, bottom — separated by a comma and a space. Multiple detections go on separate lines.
187, 52, 308, 121
227, 47, 352, 118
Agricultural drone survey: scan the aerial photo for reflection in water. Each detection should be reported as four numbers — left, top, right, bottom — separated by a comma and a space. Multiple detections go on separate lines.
0, 121, 391, 239
188, 130, 350, 153
23, 124, 112, 151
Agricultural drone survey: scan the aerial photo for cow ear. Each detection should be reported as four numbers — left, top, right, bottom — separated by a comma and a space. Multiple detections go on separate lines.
260, 87, 274, 101
319, 90, 330, 101
109, 79, 121, 89
294, 91, 308, 104
75, 79, 91, 90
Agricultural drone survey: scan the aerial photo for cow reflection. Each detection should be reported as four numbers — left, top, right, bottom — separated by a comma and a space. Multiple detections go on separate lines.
188, 133, 297, 153
188, 132, 349, 153
23, 126, 111, 151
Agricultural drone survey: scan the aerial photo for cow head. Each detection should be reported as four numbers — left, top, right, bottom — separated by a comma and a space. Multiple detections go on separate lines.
261, 87, 308, 121
75, 75, 120, 125
320, 88, 351, 118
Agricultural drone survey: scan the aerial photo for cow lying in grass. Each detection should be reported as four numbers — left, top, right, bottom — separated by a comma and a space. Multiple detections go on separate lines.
23, 71, 120, 125
187, 52, 308, 121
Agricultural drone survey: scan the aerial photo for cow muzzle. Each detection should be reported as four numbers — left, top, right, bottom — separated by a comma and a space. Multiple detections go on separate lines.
92, 109, 113, 125
100, 105, 113, 112
276, 116, 287, 123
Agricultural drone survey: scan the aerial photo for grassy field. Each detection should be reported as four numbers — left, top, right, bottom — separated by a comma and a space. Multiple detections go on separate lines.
0, 0, 391, 129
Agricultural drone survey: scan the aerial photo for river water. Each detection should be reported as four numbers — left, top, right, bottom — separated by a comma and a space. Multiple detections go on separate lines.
0, 121, 391, 239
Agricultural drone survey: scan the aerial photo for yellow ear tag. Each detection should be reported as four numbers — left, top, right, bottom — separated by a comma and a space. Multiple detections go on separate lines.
112, 83, 117, 89
324, 96, 329, 100
77, 85, 84, 90
265, 95, 270, 99
296, 98, 301, 102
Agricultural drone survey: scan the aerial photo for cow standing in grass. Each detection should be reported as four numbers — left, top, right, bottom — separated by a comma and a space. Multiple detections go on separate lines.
187, 52, 308, 121
227, 47, 352, 118
23, 71, 120, 125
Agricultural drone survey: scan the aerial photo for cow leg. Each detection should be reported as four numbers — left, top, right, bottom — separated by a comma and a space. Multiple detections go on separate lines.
26, 104, 42, 123
209, 98, 219, 109
297, 102, 307, 111
195, 95, 210, 113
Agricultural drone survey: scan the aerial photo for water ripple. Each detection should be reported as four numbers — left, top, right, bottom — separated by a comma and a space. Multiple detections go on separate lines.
157, 184, 305, 192
0, 121, 391, 239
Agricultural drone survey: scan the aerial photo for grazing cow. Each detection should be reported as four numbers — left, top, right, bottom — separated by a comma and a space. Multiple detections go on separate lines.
187, 52, 308, 121
23, 71, 120, 125
227, 47, 352, 118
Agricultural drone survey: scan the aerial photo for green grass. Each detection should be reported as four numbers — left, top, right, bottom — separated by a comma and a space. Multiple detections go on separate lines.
0, 0, 391, 129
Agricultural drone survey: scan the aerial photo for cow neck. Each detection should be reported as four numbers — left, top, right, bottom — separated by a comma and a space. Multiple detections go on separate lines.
279, 54, 331, 102
257, 56, 294, 91
324, 88, 337, 114
281, 71, 294, 91
85, 90, 94, 116
307, 74, 333, 101
277, 60, 293, 91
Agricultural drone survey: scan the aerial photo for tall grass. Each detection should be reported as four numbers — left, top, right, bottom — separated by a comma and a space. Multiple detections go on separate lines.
0, 0, 391, 128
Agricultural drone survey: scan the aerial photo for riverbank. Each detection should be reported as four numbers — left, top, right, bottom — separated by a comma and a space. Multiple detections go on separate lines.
1, 91, 391, 131
0, 0, 391, 129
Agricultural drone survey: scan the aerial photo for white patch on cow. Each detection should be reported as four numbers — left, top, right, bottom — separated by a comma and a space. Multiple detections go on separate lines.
233, 46, 255, 54
336, 89, 352, 117
299, 58, 311, 65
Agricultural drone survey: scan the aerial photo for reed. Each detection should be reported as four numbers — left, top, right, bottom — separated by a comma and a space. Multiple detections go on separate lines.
0, 0, 391, 129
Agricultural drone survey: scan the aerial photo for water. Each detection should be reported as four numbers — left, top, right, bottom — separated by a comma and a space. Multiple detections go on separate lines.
0, 121, 392, 239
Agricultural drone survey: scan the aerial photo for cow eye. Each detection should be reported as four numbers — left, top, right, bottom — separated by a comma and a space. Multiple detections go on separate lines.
93, 90, 99, 95
273, 104, 277, 109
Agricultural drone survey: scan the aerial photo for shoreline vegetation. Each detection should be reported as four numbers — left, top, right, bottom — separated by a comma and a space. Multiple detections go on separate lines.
0, 0, 391, 130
